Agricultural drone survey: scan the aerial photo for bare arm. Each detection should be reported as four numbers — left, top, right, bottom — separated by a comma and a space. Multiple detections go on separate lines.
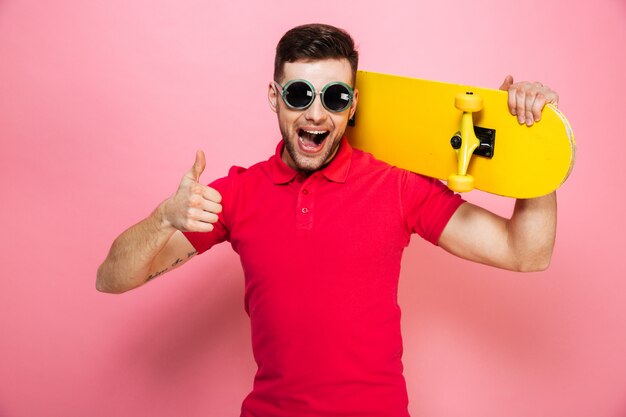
95, 211, 196, 293
96, 150, 222, 293
439, 193, 556, 271
438, 76, 559, 272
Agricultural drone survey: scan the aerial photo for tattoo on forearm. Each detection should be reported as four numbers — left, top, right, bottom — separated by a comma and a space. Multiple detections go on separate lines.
146, 268, 169, 281
146, 251, 197, 282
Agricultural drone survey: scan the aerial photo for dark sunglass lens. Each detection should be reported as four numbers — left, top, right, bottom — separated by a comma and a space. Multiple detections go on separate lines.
323, 84, 351, 111
285, 81, 314, 108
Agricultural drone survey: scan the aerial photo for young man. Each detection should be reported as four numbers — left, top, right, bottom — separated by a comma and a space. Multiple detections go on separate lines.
97, 24, 558, 417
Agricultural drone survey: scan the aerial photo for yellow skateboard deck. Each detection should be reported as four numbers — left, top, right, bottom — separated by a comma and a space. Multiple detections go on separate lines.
347, 70, 576, 198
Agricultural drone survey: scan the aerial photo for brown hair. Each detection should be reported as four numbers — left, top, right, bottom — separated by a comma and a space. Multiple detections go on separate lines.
274, 23, 359, 83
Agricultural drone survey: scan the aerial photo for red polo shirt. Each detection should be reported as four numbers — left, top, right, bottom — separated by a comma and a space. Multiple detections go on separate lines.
184, 138, 464, 417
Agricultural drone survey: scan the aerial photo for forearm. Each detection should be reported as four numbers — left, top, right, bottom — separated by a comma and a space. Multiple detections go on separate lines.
506, 192, 557, 271
96, 203, 176, 293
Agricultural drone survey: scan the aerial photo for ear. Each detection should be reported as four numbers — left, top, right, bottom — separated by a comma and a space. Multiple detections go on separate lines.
349, 88, 359, 119
268, 82, 279, 113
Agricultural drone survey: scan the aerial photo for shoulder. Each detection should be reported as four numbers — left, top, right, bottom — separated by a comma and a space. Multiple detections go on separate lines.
349, 147, 435, 188
209, 156, 273, 188
349, 147, 461, 205
349, 147, 399, 177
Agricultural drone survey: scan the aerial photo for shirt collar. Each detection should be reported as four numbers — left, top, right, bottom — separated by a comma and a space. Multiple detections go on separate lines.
269, 137, 353, 184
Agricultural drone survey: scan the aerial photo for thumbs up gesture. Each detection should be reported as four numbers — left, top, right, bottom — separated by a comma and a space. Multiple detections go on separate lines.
160, 150, 223, 232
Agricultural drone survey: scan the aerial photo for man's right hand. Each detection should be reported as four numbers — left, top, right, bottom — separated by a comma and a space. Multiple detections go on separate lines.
159, 150, 223, 233
97, 150, 221, 293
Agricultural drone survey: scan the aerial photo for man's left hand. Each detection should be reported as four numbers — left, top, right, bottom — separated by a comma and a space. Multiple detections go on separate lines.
500, 75, 559, 127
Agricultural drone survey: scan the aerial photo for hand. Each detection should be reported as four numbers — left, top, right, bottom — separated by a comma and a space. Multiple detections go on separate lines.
160, 150, 223, 232
500, 75, 559, 127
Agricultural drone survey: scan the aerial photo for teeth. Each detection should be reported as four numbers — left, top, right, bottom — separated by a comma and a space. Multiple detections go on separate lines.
303, 130, 327, 135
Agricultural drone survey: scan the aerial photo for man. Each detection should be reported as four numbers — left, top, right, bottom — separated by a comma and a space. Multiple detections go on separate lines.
97, 23, 558, 417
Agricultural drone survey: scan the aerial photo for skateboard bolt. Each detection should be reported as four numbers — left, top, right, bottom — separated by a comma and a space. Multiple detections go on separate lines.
451, 134, 462, 149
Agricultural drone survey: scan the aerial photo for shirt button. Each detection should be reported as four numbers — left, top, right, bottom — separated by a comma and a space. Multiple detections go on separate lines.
302, 189, 309, 195
301, 207, 309, 214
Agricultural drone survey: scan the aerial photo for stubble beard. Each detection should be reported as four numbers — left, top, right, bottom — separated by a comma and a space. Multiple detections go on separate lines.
282, 129, 344, 174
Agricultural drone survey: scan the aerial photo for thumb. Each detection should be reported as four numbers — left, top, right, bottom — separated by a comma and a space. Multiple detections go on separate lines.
499, 75, 514, 91
187, 150, 206, 182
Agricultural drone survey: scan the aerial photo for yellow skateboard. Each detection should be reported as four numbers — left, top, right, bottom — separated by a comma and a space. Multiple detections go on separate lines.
347, 71, 576, 198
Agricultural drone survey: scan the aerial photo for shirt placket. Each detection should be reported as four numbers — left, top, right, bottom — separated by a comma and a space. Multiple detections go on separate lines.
295, 174, 318, 231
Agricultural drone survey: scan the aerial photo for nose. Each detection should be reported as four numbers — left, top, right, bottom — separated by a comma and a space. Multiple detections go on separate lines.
303, 94, 327, 123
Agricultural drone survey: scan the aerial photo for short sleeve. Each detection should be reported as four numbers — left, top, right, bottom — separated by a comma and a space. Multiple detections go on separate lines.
401, 170, 465, 245
183, 166, 243, 254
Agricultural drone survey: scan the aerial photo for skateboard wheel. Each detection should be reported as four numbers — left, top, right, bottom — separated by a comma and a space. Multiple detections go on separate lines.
447, 174, 475, 193
455, 92, 483, 112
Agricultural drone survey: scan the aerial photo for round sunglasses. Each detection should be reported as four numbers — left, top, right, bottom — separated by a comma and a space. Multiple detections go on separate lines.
274, 79, 354, 112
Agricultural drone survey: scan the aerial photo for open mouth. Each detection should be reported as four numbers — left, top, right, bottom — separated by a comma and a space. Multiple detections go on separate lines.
298, 129, 330, 152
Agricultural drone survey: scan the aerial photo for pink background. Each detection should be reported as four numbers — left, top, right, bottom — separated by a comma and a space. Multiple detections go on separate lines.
1, 1, 625, 416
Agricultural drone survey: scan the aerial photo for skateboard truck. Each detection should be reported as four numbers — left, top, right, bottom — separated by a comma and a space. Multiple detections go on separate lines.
451, 126, 495, 158
448, 92, 487, 192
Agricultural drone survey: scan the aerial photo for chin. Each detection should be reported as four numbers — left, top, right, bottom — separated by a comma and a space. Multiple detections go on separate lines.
293, 155, 327, 173
286, 140, 336, 173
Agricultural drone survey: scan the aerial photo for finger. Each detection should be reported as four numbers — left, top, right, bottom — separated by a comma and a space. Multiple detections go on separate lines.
188, 190, 222, 213
186, 150, 206, 182
524, 90, 538, 126
181, 207, 220, 231
192, 150, 206, 181
545, 90, 559, 107
507, 86, 517, 116
499, 75, 514, 91
530, 92, 546, 124
199, 200, 223, 215
515, 86, 526, 124
191, 207, 220, 224
182, 219, 215, 233
201, 185, 222, 204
